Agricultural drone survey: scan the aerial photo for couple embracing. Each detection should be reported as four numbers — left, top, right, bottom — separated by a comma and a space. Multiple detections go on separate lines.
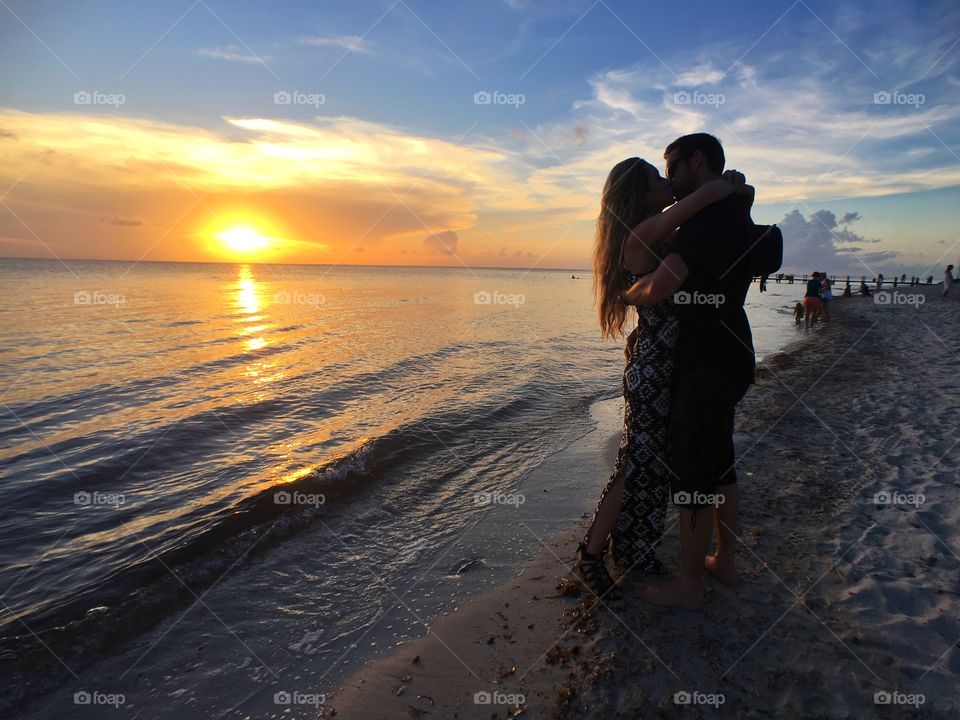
578, 133, 758, 611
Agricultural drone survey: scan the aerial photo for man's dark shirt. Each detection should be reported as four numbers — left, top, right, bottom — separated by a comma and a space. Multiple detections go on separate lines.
666, 195, 756, 386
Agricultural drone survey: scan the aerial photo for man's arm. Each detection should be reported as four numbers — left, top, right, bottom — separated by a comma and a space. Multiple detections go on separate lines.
621, 253, 689, 305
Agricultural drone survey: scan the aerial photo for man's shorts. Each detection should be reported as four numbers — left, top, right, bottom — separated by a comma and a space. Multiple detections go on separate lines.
669, 366, 750, 509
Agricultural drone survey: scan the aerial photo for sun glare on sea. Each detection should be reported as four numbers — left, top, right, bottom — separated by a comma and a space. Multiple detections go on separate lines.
218, 226, 273, 255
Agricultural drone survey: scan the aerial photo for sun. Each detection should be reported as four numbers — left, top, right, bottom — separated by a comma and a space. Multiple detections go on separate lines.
218, 226, 273, 254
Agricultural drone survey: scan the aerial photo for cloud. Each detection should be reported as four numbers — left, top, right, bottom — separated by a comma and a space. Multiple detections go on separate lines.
424, 230, 458, 255
778, 209, 900, 276
99, 215, 141, 226
839, 212, 861, 224
196, 45, 271, 64
674, 63, 725, 87
298, 35, 375, 54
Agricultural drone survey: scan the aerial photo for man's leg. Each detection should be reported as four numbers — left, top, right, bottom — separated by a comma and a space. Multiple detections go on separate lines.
705, 390, 745, 586
639, 369, 716, 610
706, 483, 740, 586
639, 507, 711, 611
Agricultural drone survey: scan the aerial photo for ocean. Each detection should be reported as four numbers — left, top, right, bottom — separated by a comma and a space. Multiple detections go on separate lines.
0, 258, 809, 718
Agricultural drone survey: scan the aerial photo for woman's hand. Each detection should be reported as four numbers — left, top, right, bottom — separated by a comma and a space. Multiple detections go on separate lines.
721, 169, 746, 189
624, 327, 639, 362
704, 178, 736, 200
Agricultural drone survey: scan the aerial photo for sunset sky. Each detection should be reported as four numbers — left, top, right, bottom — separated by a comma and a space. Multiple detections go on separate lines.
1, 0, 958, 274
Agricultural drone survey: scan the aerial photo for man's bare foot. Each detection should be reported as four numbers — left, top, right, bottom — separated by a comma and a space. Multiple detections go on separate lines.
704, 555, 740, 587
637, 579, 703, 611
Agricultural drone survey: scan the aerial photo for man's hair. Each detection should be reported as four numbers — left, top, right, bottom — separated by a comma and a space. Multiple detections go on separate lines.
664, 133, 725, 175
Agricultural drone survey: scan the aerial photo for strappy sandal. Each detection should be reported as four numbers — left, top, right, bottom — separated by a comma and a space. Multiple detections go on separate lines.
575, 541, 623, 603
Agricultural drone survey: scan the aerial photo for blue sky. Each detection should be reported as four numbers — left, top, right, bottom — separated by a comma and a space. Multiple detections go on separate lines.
1, 0, 958, 274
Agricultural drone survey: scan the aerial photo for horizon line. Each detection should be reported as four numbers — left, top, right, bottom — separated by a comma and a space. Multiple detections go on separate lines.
0, 255, 593, 273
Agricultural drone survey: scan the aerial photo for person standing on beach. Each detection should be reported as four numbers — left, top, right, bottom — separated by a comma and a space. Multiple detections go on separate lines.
577, 156, 748, 600
943, 265, 954, 299
804, 272, 822, 328
621, 133, 756, 610
819, 274, 832, 322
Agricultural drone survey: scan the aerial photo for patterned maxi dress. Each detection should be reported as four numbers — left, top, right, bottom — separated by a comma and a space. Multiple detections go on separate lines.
583, 258, 678, 572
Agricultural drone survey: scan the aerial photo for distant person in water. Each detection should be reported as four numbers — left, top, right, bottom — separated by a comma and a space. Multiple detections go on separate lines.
943, 265, 954, 299
579, 148, 752, 602
859, 280, 872, 297
843, 281, 852, 297
804, 272, 822, 328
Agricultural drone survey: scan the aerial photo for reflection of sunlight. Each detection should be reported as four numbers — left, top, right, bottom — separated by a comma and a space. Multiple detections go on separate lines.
244, 360, 285, 385
233, 266, 270, 351
235, 266, 260, 314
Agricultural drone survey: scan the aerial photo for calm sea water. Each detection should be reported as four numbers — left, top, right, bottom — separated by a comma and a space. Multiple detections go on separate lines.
0, 258, 806, 717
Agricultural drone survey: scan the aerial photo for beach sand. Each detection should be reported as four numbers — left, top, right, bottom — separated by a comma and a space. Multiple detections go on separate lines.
326, 286, 959, 719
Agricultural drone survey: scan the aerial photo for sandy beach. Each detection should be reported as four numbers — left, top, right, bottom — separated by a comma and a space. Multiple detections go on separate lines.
328, 285, 959, 719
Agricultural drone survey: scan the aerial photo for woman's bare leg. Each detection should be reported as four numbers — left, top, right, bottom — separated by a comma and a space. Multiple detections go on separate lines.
585, 468, 626, 555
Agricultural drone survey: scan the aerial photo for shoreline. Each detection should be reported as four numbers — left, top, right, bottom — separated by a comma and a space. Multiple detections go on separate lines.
327, 288, 960, 719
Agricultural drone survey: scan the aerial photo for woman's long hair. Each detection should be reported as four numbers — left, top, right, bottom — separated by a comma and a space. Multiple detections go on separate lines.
593, 157, 651, 339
